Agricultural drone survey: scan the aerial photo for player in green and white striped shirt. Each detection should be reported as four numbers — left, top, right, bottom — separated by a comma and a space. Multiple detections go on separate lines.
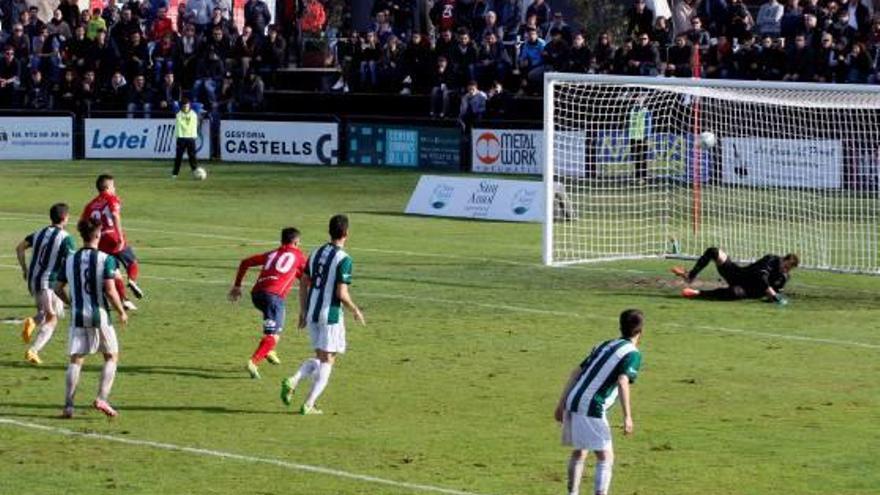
555, 309, 644, 495
55, 218, 128, 419
15, 203, 75, 365
281, 214, 365, 415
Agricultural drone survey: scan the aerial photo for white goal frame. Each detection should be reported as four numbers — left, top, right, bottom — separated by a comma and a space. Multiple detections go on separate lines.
543, 73, 880, 273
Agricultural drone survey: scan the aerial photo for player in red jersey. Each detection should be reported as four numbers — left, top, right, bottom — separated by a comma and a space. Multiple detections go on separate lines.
229, 227, 307, 379
81, 174, 143, 310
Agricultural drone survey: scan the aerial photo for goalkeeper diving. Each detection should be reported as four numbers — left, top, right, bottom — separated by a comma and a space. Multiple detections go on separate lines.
671, 247, 799, 304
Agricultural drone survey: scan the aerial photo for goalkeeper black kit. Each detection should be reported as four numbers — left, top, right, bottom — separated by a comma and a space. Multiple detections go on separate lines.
689, 248, 788, 299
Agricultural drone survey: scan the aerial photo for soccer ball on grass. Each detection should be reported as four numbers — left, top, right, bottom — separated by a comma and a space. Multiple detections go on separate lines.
192, 167, 208, 180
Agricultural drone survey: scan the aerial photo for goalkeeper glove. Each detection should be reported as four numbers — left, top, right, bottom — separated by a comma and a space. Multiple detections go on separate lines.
773, 294, 788, 306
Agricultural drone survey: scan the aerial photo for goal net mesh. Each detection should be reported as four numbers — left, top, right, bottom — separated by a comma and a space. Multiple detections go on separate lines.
546, 76, 880, 274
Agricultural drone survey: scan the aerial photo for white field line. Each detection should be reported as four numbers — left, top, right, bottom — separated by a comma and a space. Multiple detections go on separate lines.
2, 217, 877, 347
1, 265, 877, 349
360, 292, 578, 317
0, 242, 275, 259
0, 418, 487, 495
113, 272, 880, 351
0, 214, 590, 271
3, 212, 878, 289
0, 211, 274, 234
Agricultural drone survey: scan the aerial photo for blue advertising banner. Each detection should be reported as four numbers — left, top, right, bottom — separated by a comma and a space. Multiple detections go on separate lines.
593, 130, 710, 182
348, 124, 460, 170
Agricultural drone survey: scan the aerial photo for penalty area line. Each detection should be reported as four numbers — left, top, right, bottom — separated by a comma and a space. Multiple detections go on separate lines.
1, 265, 877, 350
0, 418, 488, 495
136, 273, 880, 350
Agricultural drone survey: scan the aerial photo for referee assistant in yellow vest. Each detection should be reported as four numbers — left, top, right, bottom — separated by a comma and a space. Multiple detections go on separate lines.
173, 97, 199, 178
628, 96, 652, 183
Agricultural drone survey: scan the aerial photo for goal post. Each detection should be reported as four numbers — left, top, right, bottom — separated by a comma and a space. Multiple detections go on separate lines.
543, 73, 880, 274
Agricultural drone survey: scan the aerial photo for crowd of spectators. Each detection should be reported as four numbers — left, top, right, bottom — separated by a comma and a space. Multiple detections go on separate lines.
4, 0, 880, 122
613, 0, 880, 83
0, 0, 322, 115
332, 0, 880, 122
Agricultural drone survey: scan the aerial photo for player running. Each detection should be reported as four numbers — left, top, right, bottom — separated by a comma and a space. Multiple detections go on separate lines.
280, 214, 365, 415
81, 174, 143, 310
555, 309, 644, 495
671, 247, 799, 304
229, 227, 307, 379
55, 218, 129, 418
15, 203, 75, 364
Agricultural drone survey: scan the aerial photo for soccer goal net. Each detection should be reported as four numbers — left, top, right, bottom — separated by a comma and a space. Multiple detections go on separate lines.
543, 74, 880, 274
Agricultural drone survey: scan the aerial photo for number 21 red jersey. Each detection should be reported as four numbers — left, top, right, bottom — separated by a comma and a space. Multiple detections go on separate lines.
80, 191, 124, 253
234, 244, 307, 298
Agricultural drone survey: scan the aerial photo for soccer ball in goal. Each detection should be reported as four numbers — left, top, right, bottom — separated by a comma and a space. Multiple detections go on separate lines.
699, 132, 716, 149
542, 74, 880, 274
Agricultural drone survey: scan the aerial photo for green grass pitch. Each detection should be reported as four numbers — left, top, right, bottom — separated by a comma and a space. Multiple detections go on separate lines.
0, 161, 878, 495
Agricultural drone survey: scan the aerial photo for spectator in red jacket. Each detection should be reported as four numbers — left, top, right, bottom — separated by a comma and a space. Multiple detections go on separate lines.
150, 7, 176, 41
300, 0, 326, 36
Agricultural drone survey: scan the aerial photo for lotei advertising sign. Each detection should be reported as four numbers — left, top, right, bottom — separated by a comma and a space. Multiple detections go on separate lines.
405, 175, 544, 222
85, 118, 210, 159
221, 121, 337, 165
472, 129, 543, 175
0, 117, 73, 160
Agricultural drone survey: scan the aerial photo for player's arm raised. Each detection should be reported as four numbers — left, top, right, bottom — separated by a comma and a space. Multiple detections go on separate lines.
15, 237, 30, 280
336, 282, 365, 325
617, 374, 634, 435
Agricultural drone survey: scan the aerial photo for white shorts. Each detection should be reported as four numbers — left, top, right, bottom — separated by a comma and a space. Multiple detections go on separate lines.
68, 326, 118, 356
308, 321, 346, 354
562, 412, 613, 452
35, 289, 64, 318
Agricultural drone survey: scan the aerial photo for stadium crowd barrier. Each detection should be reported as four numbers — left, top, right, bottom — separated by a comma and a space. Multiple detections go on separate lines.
1, 110, 544, 174
4, 111, 878, 195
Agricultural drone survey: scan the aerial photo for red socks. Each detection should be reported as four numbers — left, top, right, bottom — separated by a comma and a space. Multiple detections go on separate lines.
115, 278, 127, 300
251, 336, 276, 364
127, 260, 140, 281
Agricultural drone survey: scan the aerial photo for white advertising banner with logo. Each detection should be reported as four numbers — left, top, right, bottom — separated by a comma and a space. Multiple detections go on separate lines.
85, 118, 210, 159
722, 138, 843, 189
405, 175, 543, 222
0, 117, 72, 160
554, 131, 588, 178
221, 121, 338, 165
472, 129, 543, 175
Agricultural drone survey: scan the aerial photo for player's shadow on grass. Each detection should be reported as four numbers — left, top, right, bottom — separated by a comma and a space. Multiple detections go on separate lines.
0, 361, 243, 380
0, 402, 287, 416
118, 365, 246, 380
